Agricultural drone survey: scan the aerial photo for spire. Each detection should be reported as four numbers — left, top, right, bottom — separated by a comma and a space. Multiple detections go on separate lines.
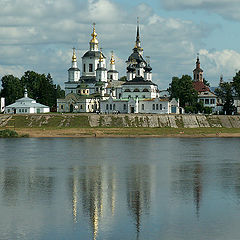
196, 53, 200, 69
110, 51, 115, 65
133, 17, 143, 55
90, 23, 99, 51
71, 47, 77, 68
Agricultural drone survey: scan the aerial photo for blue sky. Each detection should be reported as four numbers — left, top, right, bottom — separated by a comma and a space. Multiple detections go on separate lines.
1, 0, 240, 89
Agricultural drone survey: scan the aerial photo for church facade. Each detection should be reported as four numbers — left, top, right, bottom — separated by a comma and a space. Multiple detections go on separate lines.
57, 23, 180, 114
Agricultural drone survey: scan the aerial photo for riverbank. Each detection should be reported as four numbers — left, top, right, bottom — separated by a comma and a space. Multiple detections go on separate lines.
1, 114, 240, 138
14, 127, 240, 138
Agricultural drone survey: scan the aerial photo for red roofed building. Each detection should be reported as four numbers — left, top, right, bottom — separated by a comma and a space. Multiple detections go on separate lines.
193, 55, 217, 112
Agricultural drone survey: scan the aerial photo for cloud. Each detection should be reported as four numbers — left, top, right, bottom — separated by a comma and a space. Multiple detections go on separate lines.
0, 0, 238, 90
161, 0, 240, 21
198, 49, 240, 83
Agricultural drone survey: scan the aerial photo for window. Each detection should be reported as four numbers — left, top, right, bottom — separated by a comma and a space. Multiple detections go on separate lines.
123, 104, 126, 110
138, 70, 140, 75
142, 104, 144, 110
61, 105, 63, 110
89, 64, 93, 72
133, 89, 140, 92
128, 95, 131, 99
8, 109, 10, 113
119, 93, 122, 99
124, 89, 131, 92
96, 87, 98, 92
83, 90, 85, 93
152, 104, 155, 110
200, 99, 204, 103
110, 104, 112, 110
143, 88, 149, 92
84, 64, 86, 72
78, 90, 81, 93
160, 104, 162, 110
156, 104, 159, 110
113, 104, 115, 110
205, 99, 209, 104
106, 104, 109, 110
210, 99, 215, 104
19, 109, 21, 113
80, 105, 83, 109
142, 95, 145, 98
110, 75, 113, 79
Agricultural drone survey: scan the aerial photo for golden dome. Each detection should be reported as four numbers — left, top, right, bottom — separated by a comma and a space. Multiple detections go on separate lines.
90, 23, 99, 44
99, 50, 104, 62
110, 51, 115, 64
72, 48, 77, 62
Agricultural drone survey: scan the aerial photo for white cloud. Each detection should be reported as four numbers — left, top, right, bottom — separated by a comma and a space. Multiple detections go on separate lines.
161, 0, 240, 21
0, 0, 238, 90
198, 49, 240, 83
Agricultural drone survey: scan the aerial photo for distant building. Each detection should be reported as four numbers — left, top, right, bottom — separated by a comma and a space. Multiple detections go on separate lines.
0, 97, 5, 113
5, 89, 50, 114
192, 56, 218, 112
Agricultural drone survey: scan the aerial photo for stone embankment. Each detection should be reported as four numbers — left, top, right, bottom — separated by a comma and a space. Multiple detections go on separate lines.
1, 114, 240, 128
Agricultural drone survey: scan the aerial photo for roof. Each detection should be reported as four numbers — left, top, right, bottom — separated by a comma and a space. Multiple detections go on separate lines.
68, 67, 80, 71
127, 48, 146, 64
6, 98, 49, 109
193, 81, 210, 92
123, 76, 157, 86
82, 50, 106, 59
96, 67, 107, 71
107, 70, 118, 73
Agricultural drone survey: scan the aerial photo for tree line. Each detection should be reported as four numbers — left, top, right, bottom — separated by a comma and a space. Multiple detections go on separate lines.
0, 71, 65, 110
168, 71, 240, 114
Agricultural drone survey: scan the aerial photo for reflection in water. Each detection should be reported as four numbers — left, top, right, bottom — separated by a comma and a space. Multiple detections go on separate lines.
172, 161, 203, 217
126, 165, 151, 240
68, 166, 117, 240
2, 168, 54, 206
219, 162, 240, 201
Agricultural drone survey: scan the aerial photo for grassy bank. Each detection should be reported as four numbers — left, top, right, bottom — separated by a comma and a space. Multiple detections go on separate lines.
0, 129, 29, 138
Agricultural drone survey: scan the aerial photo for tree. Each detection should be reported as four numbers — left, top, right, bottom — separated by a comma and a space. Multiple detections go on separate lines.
1, 71, 65, 110
0, 75, 23, 105
119, 76, 127, 81
168, 75, 198, 108
233, 70, 240, 97
203, 78, 210, 87
215, 82, 235, 114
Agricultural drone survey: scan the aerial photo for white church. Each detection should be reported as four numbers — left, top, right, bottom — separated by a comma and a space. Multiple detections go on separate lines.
57, 22, 180, 114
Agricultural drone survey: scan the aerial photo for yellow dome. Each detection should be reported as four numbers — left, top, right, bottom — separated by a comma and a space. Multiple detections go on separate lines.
90, 24, 99, 44
72, 48, 77, 61
110, 51, 115, 64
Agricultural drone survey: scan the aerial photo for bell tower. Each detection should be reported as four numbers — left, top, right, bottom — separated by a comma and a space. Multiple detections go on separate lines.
193, 54, 203, 82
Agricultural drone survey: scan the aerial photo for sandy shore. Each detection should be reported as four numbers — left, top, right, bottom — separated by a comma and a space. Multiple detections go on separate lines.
14, 128, 240, 138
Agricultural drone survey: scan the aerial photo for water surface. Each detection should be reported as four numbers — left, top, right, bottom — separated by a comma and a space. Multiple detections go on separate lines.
0, 137, 240, 240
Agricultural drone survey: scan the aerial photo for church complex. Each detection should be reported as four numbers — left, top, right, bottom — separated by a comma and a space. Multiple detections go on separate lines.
57, 23, 182, 114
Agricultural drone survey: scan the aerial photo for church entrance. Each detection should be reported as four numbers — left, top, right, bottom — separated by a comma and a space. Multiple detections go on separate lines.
130, 107, 134, 113
70, 104, 74, 113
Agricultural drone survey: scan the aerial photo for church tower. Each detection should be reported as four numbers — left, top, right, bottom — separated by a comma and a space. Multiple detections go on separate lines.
68, 48, 80, 82
107, 51, 119, 81
96, 49, 107, 82
82, 23, 106, 77
193, 54, 203, 82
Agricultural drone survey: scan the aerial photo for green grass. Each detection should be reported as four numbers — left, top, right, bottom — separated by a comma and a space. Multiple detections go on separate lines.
0, 129, 28, 138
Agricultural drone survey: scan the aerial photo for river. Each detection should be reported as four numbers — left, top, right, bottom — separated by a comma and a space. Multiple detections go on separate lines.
0, 137, 240, 240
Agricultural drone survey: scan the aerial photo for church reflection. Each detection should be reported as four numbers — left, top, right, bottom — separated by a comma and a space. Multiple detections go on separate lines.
172, 161, 203, 217
68, 165, 117, 240
126, 164, 151, 240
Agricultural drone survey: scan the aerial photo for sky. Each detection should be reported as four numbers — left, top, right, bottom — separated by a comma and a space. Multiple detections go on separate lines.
1, 0, 240, 89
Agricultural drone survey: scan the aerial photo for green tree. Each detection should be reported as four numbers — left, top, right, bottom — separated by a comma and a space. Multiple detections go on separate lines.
168, 75, 198, 108
1, 71, 65, 110
119, 76, 127, 81
233, 70, 240, 97
0, 75, 23, 105
203, 78, 210, 87
215, 82, 235, 114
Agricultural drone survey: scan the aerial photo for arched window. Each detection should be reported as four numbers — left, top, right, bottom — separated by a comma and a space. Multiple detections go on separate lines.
110, 104, 112, 110
106, 104, 109, 110
133, 89, 140, 92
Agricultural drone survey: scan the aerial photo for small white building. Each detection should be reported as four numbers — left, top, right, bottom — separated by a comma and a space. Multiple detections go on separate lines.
0, 97, 5, 113
5, 89, 50, 114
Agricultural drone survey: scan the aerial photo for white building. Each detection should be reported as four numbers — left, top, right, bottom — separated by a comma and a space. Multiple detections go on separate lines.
5, 89, 50, 114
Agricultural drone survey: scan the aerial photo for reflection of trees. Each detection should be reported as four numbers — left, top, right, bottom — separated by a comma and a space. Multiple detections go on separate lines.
126, 165, 151, 240
172, 161, 203, 217
219, 162, 240, 200
1, 168, 55, 206
2, 168, 20, 206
